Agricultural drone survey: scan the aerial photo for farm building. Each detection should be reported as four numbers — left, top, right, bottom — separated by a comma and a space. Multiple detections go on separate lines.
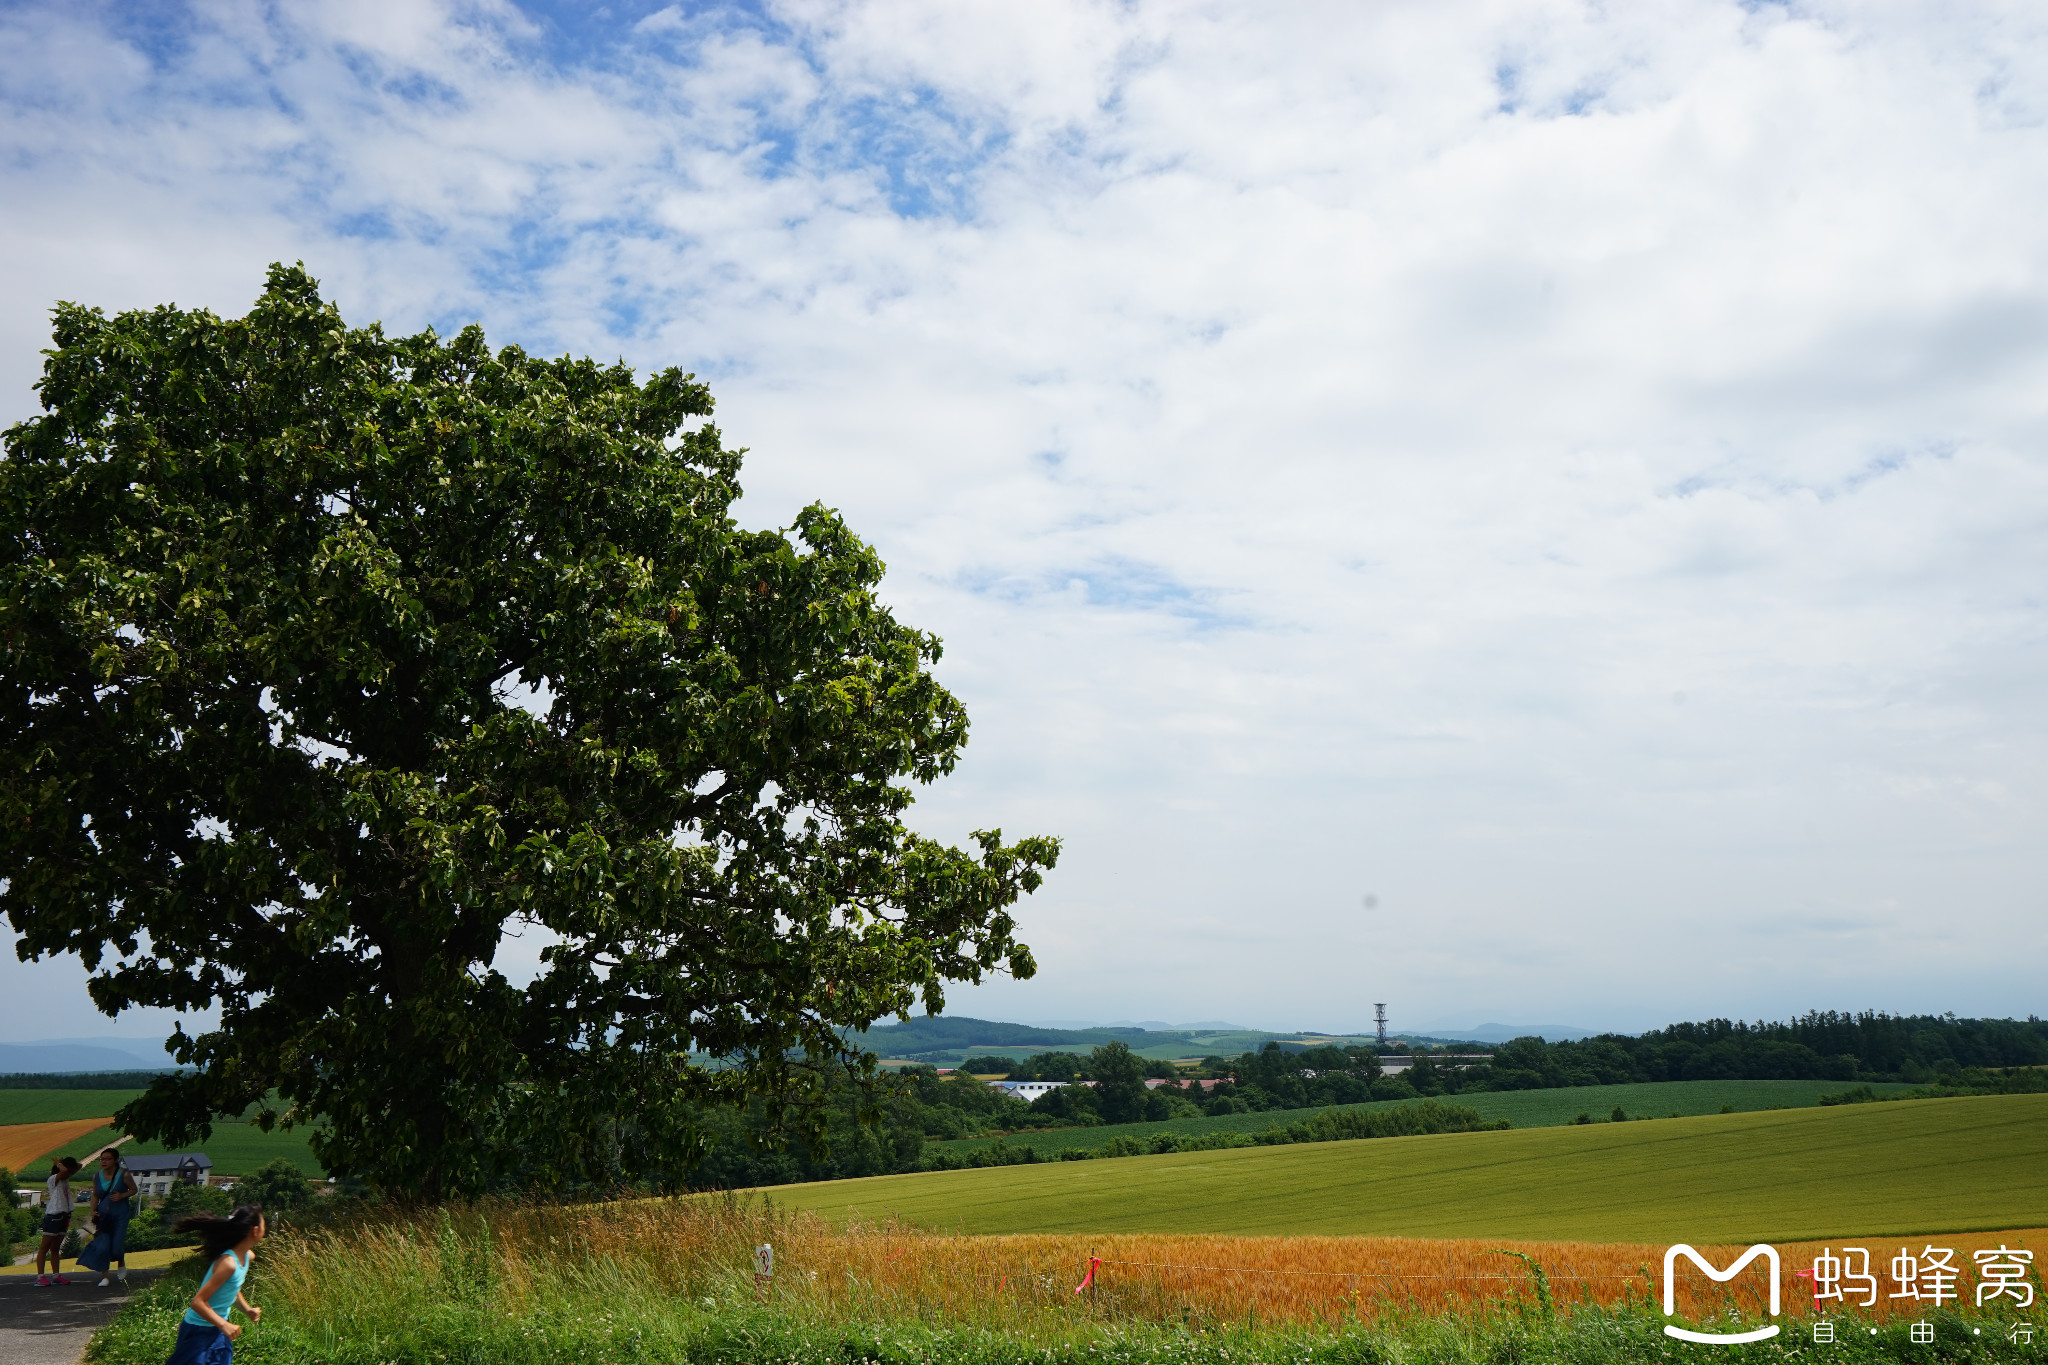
985, 1080, 1071, 1101
122, 1154, 212, 1197
1373, 1054, 1492, 1073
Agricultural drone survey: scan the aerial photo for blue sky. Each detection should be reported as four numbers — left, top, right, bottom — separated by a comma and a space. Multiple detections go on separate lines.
2, 0, 2046, 1042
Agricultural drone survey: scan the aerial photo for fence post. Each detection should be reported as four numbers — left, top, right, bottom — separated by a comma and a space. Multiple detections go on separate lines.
1073, 1254, 1101, 1307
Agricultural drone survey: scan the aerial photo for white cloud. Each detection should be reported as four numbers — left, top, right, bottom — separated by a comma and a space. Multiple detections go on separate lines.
3, 0, 2046, 1038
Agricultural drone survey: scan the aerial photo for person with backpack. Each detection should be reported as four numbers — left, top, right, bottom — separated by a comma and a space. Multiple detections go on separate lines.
34, 1155, 82, 1286
78, 1146, 139, 1286
162, 1203, 264, 1365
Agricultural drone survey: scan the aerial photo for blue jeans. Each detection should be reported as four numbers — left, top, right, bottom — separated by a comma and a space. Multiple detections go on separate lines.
78, 1204, 131, 1272
164, 1321, 234, 1365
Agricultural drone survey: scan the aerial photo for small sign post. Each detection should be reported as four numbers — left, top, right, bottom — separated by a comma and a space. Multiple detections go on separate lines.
754, 1243, 774, 1301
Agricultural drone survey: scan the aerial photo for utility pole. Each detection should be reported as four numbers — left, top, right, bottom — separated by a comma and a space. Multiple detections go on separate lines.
1374, 1003, 1388, 1047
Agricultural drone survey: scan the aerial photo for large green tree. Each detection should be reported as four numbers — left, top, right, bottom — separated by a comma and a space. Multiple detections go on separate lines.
0, 265, 1057, 1199
1086, 1040, 1148, 1124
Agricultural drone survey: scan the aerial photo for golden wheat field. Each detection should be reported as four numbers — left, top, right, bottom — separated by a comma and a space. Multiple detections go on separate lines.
0, 1117, 116, 1170
258, 1195, 2044, 1333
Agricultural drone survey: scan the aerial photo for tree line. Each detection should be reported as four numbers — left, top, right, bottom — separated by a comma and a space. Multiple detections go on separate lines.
682, 1045, 1505, 1189
1429, 1011, 2048, 1093
1172, 1011, 2048, 1103
685, 1041, 1179, 1186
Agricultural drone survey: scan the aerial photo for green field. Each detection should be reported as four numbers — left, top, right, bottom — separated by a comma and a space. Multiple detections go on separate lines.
32, 1120, 328, 1177
0, 1089, 146, 1125
0, 1089, 328, 1176
926, 1078, 1917, 1158
765, 1093, 2048, 1242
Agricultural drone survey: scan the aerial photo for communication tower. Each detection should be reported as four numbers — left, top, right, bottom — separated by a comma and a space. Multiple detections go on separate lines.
1374, 1003, 1388, 1047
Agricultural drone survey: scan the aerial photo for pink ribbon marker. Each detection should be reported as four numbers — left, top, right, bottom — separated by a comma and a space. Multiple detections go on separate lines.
1074, 1256, 1101, 1294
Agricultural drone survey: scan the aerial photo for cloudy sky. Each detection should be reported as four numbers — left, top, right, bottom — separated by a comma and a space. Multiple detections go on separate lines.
3, 0, 2046, 1046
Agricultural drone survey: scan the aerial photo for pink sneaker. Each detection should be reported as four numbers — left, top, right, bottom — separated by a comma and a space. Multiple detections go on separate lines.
35, 1275, 51, 1287
52, 1274, 71, 1285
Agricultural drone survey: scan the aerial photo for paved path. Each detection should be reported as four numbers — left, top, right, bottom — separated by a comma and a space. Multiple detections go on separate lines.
0, 1270, 162, 1365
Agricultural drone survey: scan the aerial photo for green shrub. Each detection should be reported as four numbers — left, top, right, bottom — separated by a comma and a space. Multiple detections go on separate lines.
0, 1167, 35, 1258
121, 1208, 195, 1252
236, 1160, 317, 1221
160, 1182, 232, 1222
960, 1056, 1016, 1076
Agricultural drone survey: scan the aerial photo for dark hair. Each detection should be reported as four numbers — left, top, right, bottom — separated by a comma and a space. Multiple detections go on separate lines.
53, 1156, 80, 1174
98, 1148, 121, 1160
173, 1203, 264, 1259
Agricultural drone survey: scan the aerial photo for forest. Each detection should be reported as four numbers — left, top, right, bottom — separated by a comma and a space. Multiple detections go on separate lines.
1425, 1010, 2048, 1092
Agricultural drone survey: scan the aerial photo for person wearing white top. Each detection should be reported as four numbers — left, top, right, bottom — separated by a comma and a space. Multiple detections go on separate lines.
36, 1155, 83, 1286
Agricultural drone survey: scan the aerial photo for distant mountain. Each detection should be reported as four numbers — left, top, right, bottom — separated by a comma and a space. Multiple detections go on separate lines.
0, 1041, 170, 1073
851, 1016, 1154, 1058
850, 1015, 1504, 1062
1027, 1019, 1252, 1032
1450, 1022, 1602, 1043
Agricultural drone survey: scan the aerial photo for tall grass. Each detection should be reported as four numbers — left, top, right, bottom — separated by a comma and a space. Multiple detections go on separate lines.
84, 1196, 2043, 1365
237, 1195, 2047, 1331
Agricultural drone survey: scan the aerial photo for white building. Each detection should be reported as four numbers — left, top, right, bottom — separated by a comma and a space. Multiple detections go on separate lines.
985, 1080, 1072, 1101
122, 1154, 213, 1197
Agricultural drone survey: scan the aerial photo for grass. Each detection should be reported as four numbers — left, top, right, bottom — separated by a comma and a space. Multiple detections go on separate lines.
80, 1193, 2046, 1365
762, 1094, 2048, 1242
121, 1123, 326, 1177
0, 1089, 146, 1125
27, 1121, 328, 1177
0, 1245, 194, 1275
927, 1079, 1917, 1160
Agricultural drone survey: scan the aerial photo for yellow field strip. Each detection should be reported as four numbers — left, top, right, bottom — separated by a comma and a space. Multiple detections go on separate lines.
1030, 1229, 2048, 1323
0, 1246, 197, 1276
0, 1119, 117, 1171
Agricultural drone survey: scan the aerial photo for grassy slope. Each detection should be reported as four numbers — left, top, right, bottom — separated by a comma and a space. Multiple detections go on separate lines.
763, 1093, 2048, 1243
0, 1089, 145, 1124
122, 1123, 326, 1176
927, 1078, 1917, 1157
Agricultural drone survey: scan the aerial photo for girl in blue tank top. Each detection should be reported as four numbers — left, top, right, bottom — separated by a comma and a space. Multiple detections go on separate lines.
162, 1204, 265, 1365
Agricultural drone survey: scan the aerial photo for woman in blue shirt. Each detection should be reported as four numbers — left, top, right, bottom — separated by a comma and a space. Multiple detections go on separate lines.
78, 1147, 138, 1286
162, 1204, 264, 1365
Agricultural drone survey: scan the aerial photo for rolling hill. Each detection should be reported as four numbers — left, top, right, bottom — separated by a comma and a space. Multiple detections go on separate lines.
761, 1092, 2048, 1242
923, 1077, 1917, 1159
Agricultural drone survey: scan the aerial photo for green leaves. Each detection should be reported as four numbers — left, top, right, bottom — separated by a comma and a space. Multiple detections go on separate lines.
0, 264, 1058, 1199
